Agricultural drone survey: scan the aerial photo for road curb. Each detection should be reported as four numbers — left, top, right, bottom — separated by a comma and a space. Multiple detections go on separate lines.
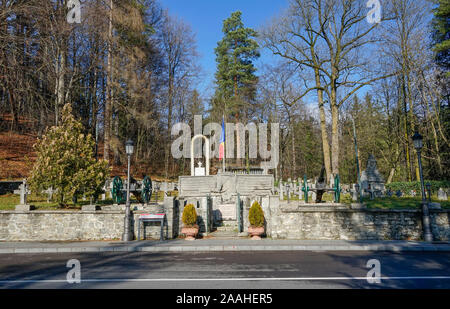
1, 245, 449, 254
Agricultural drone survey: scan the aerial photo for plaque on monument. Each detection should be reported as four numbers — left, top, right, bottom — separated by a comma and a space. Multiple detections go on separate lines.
216, 203, 236, 220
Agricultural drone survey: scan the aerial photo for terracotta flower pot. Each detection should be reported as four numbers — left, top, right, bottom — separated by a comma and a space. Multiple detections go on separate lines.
248, 226, 265, 240
181, 226, 199, 241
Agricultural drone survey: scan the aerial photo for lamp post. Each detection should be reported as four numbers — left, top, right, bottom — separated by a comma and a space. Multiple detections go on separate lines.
122, 139, 134, 242
412, 132, 433, 242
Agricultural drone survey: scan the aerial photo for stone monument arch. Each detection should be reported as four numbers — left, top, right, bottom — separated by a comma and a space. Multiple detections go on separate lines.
190, 134, 210, 176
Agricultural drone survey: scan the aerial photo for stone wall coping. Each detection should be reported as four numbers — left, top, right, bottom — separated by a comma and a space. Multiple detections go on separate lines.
0, 209, 169, 215
0, 210, 124, 214
2, 207, 447, 215
280, 206, 450, 213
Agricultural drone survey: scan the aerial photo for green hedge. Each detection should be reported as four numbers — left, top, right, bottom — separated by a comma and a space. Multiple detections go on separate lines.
386, 181, 450, 193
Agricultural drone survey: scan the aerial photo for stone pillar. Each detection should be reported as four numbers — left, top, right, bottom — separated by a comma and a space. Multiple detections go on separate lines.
310, 183, 316, 202
269, 195, 280, 239
261, 196, 271, 237
163, 196, 177, 239
199, 196, 210, 236
243, 197, 251, 232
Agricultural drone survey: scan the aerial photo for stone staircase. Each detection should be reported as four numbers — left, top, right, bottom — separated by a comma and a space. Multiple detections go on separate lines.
210, 220, 239, 238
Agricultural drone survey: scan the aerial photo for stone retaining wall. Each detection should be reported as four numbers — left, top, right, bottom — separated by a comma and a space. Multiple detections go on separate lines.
0, 197, 177, 241
0, 196, 448, 241
269, 203, 450, 241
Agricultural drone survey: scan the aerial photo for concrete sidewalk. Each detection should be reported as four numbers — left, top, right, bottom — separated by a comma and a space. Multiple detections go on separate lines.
0, 239, 449, 254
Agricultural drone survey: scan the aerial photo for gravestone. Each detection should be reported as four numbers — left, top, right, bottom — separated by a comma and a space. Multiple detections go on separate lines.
310, 183, 317, 202
160, 182, 168, 192
438, 188, 448, 201
194, 161, 206, 176
293, 182, 298, 198
43, 187, 54, 203
14, 180, 30, 205
351, 184, 359, 202
286, 184, 291, 200
15, 180, 33, 211
279, 182, 284, 201
361, 154, 385, 198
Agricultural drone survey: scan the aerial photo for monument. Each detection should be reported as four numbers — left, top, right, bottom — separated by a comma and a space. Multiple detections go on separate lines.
360, 154, 385, 198
14, 179, 33, 211
438, 188, 448, 201
177, 134, 275, 237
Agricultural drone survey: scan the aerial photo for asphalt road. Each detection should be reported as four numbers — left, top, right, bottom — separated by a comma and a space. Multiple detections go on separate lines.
0, 251, 449, 289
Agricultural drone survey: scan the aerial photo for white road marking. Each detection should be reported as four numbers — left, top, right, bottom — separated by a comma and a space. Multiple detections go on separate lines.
1, 276, 450, 284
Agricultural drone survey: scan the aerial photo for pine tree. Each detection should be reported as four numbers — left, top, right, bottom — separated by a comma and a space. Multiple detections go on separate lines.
213, 11, 260, 121
432, 0, 450, 74
29, 104, 110, 207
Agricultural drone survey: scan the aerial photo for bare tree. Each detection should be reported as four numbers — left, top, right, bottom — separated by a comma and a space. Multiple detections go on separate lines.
262, 0, 395, 176
160, 11, 198, 179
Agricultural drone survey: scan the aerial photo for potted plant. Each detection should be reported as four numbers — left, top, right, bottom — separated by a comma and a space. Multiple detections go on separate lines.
181, 204, 199, 240
248, 201, 265, 240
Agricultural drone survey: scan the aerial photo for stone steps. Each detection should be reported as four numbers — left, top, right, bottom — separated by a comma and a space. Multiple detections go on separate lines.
211, 220, 240, 238
216, 227, 238, 233
209, 231, 238, 238
214, 221, 238, 232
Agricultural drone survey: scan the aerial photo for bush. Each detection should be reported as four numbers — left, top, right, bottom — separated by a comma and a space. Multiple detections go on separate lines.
249, 201, 264, 227
29, 104, 110, 207
182, 204, 197, 227
386, 181, 450, 193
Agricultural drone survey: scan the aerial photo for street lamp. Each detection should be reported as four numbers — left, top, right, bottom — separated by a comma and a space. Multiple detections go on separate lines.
412, 132, 433, 242
122, 139, 134, 242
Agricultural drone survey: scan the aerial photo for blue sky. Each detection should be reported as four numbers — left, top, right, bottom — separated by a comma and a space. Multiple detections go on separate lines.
160, 0, 289, 96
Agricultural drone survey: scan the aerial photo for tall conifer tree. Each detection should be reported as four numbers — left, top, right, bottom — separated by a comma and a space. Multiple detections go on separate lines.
432, 0, 450, 74
213, 11, 260, 121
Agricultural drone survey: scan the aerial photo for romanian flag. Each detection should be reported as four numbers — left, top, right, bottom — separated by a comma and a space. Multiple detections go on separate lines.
219, 117, 225, 161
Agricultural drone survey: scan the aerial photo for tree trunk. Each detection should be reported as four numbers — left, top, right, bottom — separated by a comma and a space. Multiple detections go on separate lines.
331, 101, 339, 176
291, 119, 296, 179
315, 71, 332, 180
387, 167, 396, 184
104, 0, 113, 163
165, 72, 174, 180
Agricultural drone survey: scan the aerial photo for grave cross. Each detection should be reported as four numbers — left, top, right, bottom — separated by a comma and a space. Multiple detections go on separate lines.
279, 182, 284, 201
438, 188, 448, 201
14, 180, 30, 205
43, 187, 55, 203
286, 183, 291, 203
